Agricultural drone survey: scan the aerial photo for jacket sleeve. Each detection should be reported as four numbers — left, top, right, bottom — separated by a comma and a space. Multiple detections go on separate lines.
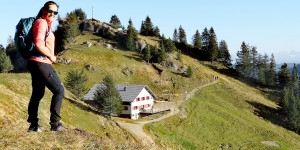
33, 19, 49, 52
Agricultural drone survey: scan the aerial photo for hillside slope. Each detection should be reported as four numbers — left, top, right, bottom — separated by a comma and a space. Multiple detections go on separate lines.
0, 32, 216, 149
1, 32, 299, 149
145, 76, 300, 149
0, 74, 143, 149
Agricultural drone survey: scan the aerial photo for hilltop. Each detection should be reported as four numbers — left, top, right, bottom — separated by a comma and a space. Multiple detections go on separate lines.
1, 19, 300, 149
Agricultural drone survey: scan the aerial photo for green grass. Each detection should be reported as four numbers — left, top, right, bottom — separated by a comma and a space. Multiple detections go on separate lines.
146, 80, 300, 149
0, 73, 143, 149
2, 32, 300, 149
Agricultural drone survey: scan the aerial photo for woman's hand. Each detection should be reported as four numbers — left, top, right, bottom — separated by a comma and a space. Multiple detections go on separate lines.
49, 55, 57, 63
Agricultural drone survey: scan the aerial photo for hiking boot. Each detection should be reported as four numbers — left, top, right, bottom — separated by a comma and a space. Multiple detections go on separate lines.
50, 122, 66, 131
28, 124, 43, 132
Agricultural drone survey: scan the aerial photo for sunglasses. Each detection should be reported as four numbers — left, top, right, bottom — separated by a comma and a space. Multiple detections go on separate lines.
47, 9, 58, 15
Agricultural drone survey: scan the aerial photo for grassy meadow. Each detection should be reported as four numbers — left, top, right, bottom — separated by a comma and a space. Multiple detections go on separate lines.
1, 32, 300, 149
145, 77, 300, 149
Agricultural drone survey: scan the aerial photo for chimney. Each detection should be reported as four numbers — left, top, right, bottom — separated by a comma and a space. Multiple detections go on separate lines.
124, 87, 127, 91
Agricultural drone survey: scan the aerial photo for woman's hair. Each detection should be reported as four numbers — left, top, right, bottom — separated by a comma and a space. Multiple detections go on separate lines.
36, 1, 59, 18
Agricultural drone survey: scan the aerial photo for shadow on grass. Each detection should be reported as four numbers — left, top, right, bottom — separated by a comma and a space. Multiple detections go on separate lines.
246, 100, 288, 130
64, 97, 102, 116
124, 54, 144, 62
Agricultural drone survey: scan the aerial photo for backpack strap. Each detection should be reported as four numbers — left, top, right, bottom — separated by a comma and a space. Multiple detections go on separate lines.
44, 23, 50, 47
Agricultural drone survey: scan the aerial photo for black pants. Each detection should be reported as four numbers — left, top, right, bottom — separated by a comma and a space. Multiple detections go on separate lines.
27, 60, 64, 125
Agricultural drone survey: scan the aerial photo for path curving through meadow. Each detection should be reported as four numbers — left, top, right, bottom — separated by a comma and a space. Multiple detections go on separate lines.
116, 81, 219, 147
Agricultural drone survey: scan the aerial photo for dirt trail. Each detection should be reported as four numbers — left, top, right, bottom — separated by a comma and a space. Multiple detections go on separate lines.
117, 81, 219, 147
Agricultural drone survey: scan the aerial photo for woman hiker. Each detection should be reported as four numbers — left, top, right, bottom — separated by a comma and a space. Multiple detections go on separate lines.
27, 1, 65, 132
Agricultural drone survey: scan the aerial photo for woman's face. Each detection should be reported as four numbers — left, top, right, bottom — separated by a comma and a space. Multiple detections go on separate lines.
44, 4, 58, 22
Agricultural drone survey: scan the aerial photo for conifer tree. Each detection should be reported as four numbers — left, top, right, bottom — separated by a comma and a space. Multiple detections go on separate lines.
218, 40, 231, 67
278, 63, 291, 88
164, 38, 176, 53
257, 54, 266, 85
145, 16, 154, 36
292, 64, 299, 90
173, 28, 179, 42
266, 53, 277, 87
126, 19, 138, 51
288, 89, 299, 132
74, 8, 87, 21
208, 27, 218, 61
94, 75, 123, 118
143, 45, 151, 63
109, 14, 122, 29
126, 18, 138, 41
153, 26, 160, 37
64, 69, 88, 99
157, 42, 167, 63
178, 25, 187, 43
250, 46, 258, 80
236, 42, 251, 78
192, 30, 202, 49
0, 51, 13, 73
202, 27, 210, 52
281, 87, 290, 114
5, 36, 15, 52
126, 37, 136, 51
151, 45, 159, 62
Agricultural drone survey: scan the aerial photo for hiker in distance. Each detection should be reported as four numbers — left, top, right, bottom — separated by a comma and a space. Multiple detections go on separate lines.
27, 1, 65, 132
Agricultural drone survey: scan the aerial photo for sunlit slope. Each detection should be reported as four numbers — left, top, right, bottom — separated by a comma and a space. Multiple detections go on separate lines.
146, 77, 300, 149
0, 73, 143, 149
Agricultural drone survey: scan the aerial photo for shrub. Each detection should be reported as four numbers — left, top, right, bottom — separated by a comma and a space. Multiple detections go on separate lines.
0, 51, 13, 73
64, 69, 88, 99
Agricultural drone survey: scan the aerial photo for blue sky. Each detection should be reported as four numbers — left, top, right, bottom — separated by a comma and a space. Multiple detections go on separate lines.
1, 0, 300, 63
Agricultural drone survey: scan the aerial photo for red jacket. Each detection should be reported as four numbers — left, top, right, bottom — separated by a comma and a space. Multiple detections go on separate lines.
29, 17, 55, 64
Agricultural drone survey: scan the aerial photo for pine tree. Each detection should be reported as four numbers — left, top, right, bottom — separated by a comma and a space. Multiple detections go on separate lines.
173, 28, 179, 42
192, 30, 202, 49
126, 19, 138, 51
94, 75, 123, 118
218, 40, 232, 67
64, 69, 88, 99
143, 45, 151, 63
288, 89, 299, 132
0, 51, 13, 73
74, 8, 87, 21
208, 27, 218, 61
178, 25, 187, 43
144, 16, 154, 36
292, 64, 299, 90
250, 46, 258, 80
266, 53, 277, 87
126, 36, 136, 51
278, 63, 291, 88
164, 38, 176, 53
157, 42, 166, 63
5, 36, 15, 52
257, 54, 266, 85
153, 26, 160, 37
236, 42, 251, 78
202, 27, 210, 52
151, 45, 159, 62
126, 18, 138, 41
109, 14, 122, 29
281, 87, 290, 114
